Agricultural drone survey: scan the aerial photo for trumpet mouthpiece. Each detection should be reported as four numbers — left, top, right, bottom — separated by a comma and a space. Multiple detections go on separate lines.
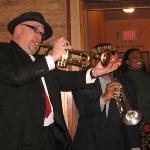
39, 44, 52, 48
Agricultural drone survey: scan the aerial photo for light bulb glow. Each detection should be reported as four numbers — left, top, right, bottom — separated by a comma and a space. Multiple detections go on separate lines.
123, 8, 135, 13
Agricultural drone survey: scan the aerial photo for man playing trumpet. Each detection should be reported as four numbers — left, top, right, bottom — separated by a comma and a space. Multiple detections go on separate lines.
0, 12, 121, 150
72, 43, 141, 150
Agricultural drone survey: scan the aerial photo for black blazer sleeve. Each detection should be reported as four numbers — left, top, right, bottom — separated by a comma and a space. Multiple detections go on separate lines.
0, 42, 49, 85
50, 68, 88, 91
72, 79, 102, 117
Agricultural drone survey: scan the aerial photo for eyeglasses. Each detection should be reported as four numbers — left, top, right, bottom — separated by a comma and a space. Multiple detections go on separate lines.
21, 24, 44, 38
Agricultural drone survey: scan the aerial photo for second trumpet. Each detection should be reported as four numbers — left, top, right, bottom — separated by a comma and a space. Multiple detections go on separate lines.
113, 85, 142, 125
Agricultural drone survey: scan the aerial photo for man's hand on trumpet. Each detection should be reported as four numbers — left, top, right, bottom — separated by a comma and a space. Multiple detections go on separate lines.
49, 36, 72, 62
102, 80, 122, 103
91, 58, 122, 78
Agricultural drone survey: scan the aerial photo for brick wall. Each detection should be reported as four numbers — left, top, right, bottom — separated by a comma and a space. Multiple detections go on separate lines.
0, 0, 68, 44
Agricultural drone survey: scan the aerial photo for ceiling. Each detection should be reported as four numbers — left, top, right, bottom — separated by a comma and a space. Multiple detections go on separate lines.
104, 8, 150, 20
83, 0, 150, 10
83, 0, 150, 20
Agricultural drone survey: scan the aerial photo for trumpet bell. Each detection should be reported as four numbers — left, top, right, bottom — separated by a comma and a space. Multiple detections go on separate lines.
98, 50, 112, 67
122, 110, 142, 125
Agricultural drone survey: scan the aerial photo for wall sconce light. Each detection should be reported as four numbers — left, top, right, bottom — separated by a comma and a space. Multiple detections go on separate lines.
123, 7, 135, 13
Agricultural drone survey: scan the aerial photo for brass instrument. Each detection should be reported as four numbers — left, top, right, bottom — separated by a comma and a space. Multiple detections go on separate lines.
57, 49, 91, 68
39, 44, 113, 68
113, 83, 142, 125
56, 48, 114, 68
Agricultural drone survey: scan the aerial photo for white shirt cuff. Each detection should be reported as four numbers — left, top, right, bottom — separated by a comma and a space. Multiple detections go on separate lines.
86, 68, 96, 84
131, 148, 141, 150
45, 55, 55, 70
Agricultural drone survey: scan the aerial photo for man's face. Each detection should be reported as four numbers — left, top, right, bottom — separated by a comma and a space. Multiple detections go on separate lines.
126, 50, 143, 71
16, 21, 44, 55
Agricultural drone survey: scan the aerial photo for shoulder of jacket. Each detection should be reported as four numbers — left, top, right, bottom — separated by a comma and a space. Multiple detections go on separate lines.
0, 42, 8, 45
0, 42, 13, 57
0, 42, 9, 49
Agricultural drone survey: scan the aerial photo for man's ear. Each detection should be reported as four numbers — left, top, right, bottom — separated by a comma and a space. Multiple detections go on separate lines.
14, 25, 21, 32
13, 25, 24, 35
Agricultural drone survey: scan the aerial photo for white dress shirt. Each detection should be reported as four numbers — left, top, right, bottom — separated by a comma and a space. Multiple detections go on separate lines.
99, 75, 111, 117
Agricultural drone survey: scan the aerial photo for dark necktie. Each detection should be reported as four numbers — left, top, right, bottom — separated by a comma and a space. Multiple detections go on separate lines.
44, 92, 51, 118
103, 104, 106, 112
103, 104, 107, 118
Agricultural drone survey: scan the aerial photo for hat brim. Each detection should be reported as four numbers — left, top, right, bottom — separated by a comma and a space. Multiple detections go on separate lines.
7, 15, 53, 40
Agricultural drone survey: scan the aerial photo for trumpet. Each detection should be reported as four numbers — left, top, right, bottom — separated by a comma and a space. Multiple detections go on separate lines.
39, 44, 114, 68
112, 84, 142, 125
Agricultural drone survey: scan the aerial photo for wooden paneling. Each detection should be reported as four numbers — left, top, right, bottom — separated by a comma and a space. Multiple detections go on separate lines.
87, 10, 105, 50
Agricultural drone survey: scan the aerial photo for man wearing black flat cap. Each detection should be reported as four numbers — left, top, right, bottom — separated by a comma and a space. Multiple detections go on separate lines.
0, 11, 121, 150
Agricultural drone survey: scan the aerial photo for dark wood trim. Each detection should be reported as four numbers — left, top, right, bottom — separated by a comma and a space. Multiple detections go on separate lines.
66, 0, 71, 42
79, 0, 84, 50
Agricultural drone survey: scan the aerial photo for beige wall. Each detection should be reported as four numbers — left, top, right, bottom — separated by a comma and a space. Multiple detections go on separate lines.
105, 19, 150, 52
104, 19, 150, 72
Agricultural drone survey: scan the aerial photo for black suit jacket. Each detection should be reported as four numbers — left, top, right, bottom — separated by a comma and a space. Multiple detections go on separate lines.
72, 74, 141, 150
0, 41, 87, 149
